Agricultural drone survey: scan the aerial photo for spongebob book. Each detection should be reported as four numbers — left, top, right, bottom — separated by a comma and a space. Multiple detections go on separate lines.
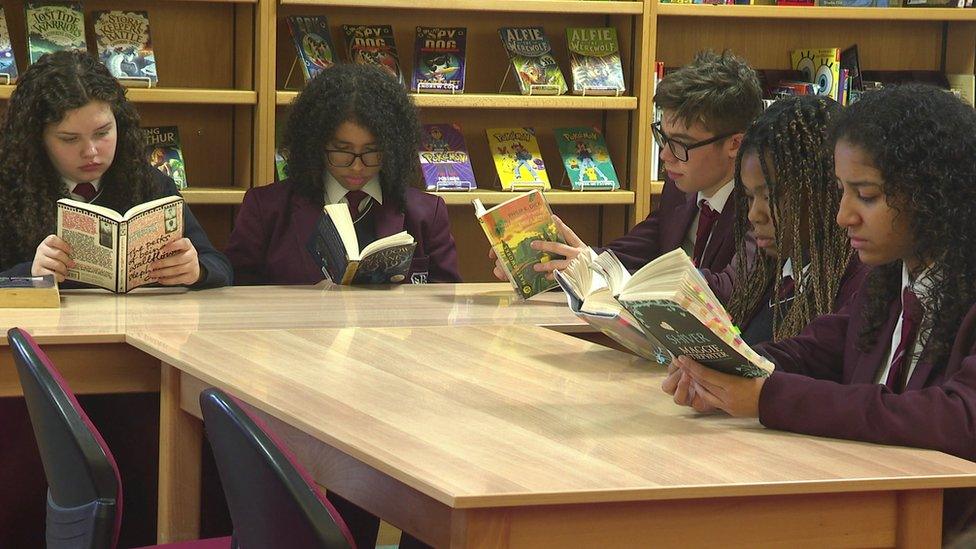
286, 16, 335, 83
486, 127, 551, 190
473, 190, 563, 300
0, 8, 18, 83
497, 27, 567, 96
412, 26, 466, 93
342, 24, 403, 85
419, 124, 476, 191
93, 11, 157, 88
790, 48, 841, 101
25, 2, 86, 65
554, 126, 619, 191
143, 126, 187, 190
566, 27, 625, 96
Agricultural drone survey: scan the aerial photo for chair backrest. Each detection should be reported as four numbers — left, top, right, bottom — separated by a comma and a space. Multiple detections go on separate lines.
7, 328, 122, 549
199, 388, 356, 549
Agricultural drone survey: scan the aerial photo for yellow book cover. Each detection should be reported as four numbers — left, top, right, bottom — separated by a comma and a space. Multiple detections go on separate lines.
790, 47, 841, 101
485, 127, 551, 190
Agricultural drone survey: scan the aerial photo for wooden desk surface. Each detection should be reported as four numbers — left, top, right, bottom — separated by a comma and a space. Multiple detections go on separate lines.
127, 324, 976, 510
0, 283, 585, 344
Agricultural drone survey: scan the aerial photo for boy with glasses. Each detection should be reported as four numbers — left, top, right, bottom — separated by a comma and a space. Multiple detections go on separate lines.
491, 50, 763, 278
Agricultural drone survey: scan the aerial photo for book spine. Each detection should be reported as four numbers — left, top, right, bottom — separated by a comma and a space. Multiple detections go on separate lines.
117, 220, 127, 293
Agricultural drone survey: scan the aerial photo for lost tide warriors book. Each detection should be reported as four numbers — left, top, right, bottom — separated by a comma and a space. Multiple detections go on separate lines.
143, 126, 187, 190
0, 275, 60, 308
554, 126, 619, 191
56, 196, 185, 293
93, 11, 157, 88
25, 2, 86, 65
473, 189, 563, 300
559, 248, 774, 378
419, 123, 476, 191
791, 48, 842, 101
286, 15, 336, 83
412, 26, 466, 93
485, 127, 551, 190
342, 24, 404, 85
306, 203, 417, 285
566, 27, 625, 96
497, 27, 567, 96
0, 8, 19, 83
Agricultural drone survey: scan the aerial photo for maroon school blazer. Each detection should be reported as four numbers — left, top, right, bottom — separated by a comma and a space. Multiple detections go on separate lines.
603, 179, 738, 273
225, 180, 461, 285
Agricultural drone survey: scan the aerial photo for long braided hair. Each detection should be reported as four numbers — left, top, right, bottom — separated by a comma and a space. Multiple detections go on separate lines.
727, 95, 852, 340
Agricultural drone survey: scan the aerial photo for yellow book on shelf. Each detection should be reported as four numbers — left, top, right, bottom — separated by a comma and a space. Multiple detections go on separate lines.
485, 127, 551, 191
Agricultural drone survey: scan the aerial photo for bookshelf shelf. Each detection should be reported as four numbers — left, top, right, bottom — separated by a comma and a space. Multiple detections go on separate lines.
0, 86, 257, 105
181, 187, 247, 205
434, 190, 637, 207
275, 91, 638, 110
279, 0, 643, 14
656, 4, 976, 21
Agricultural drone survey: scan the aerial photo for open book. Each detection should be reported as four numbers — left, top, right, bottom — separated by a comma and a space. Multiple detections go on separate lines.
56, 196, 184, 293
306, 203, 417, 285
556, 248, 774, 378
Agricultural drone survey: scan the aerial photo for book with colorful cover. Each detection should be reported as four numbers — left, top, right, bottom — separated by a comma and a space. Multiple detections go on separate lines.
0, 8, 18, 83
143, 126, 187, 190
275, 149, 289, 182
791, 47, 841, 101
412, 26, 466, 93
93, 11, 157, 88
485, 127, 550, 190
566, 27, 625, 96
285, 15, 336, 83
497, 27, 567, 96
554, 126, 619, 191
342, 24, 403, 85
25, 2, 86, 65
419, 123, 476, 191
473, 190, 563, 300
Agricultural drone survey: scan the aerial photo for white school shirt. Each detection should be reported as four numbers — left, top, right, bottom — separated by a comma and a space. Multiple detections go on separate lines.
680, 179, 734, 259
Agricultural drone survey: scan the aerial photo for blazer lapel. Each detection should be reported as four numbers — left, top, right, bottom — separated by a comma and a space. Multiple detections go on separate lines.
291, 195, 328, 280
850, 299, 902, 385
660, 193, 697, 252
373, 198, 406, 239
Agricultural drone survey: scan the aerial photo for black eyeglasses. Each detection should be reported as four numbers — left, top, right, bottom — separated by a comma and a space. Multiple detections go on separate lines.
324, 149, 383, 168
651, 122, 735, 162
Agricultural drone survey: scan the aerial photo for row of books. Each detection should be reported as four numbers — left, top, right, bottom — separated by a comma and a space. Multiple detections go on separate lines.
286, 17, 626, 96
662, 0, 972, 6
0, 3, 157, 86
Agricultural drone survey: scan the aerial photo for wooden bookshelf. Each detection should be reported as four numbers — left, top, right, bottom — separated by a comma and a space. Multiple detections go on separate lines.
181, 187, 248, 205
433, 189, 637, 207
278, 0, 644, 14
275, 90, 638, 110
657, 4, 976, 21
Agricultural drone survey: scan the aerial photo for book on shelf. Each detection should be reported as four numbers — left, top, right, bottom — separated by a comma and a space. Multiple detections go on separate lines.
56, 195, 185, 293
286, 15, 336, 83
554, 126, 619, 191
566, 27, 625, 96
419, 123, 476, 191
143, 126, 187, 190
93, 10, 157, 88
0, 275, 60, 308
791, 48, 841, 102
412, 26, 466, 94
497, 27, 567, 96
25, 1, 86, 65
0, 8, 19, 83
274, 148, 289, 182
342, 24, 404, 86
485, 127, 551, 191
305, 203, 417, 285
557, 248, 775, 378
473, 189, 563, 300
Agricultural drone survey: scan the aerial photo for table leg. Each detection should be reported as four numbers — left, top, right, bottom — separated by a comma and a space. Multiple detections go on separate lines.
157, 362, 202, 543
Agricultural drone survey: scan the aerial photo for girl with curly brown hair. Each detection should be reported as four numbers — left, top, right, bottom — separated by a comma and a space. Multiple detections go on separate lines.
0, 50, 231, 288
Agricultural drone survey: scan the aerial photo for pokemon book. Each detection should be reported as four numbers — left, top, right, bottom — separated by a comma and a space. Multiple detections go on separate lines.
419, 123, 476, 191
554, 126, 619, 190
485, 127, 551, 190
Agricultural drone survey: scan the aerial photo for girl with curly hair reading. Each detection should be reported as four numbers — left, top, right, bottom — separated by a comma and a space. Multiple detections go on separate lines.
0, 50, 232, 288
225, 63, 461, 285
667, 84, 976, 540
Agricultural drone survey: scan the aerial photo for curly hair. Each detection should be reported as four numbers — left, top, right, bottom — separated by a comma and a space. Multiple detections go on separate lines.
282, 63, 421, 212
0, 50, 155, 269
654, 50, 763, 136
727, 96, 851, 341
831, 84, 976, 367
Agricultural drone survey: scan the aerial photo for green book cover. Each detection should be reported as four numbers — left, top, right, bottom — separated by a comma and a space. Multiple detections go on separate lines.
566, 27, 625, 95
497, 27, 567, 96
25, 2, 86, 65
554, 126, 619, 191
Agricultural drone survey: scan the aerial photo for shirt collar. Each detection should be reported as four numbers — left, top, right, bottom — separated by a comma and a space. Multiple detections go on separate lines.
324, 171, 383, 206
63, 176, 101, 195
902, 261, 934, 307
697, 179, 734, 214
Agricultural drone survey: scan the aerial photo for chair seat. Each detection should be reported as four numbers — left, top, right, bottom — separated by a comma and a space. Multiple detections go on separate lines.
135, 535, 233, 548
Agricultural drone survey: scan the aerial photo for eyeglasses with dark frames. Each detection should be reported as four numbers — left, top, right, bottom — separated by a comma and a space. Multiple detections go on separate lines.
651, 121, 736, 162
324, 149, 383, 168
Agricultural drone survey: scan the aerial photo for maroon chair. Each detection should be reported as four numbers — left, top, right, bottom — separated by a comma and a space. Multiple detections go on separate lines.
198, 388, 357, 549
7, 327, 230, 549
